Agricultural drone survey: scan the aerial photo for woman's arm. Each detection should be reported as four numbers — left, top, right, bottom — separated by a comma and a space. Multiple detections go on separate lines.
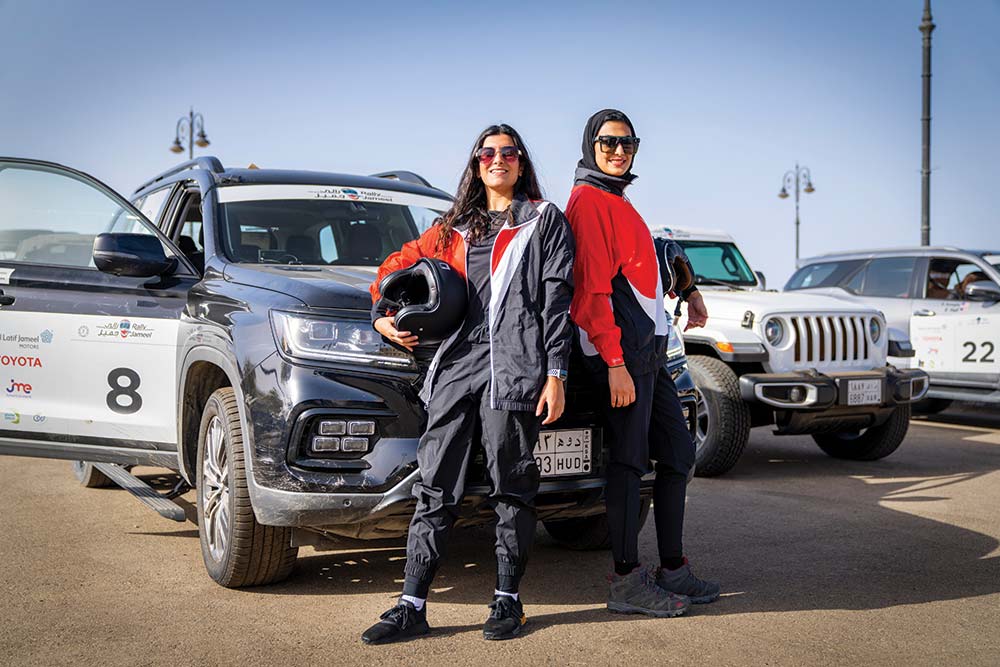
539, 206, 576, 378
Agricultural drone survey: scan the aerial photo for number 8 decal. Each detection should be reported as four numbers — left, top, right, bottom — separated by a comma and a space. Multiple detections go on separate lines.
107, 368, 143, 414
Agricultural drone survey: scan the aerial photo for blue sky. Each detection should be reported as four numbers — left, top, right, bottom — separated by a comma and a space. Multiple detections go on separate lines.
2, 0, 997, 284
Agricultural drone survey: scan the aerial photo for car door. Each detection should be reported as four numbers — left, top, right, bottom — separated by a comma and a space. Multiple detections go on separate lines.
909, 255, 1000, 392
0, 158, 198, 466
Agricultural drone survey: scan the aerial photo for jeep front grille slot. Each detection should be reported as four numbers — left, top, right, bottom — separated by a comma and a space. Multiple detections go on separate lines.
791, 315, 871, 364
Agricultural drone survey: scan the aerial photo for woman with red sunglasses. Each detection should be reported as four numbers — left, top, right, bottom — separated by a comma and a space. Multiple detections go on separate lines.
566, 109, 719, 618
362, 124, 575, 644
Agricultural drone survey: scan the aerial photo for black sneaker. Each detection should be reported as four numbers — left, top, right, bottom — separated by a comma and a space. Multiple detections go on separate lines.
482, 595, 526, 640
361, 600, 430, 645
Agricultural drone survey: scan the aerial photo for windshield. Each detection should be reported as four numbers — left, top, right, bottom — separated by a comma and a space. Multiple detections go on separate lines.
676, 240, 757, 287
217, 185, 449, 266
984, 255, 1000, 273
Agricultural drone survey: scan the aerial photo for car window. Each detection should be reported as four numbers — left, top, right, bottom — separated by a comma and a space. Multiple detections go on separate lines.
0, 161, 171, 268
216, 186, 448, 266
135, 187, 171, 225
859, 257, 917, 298
676, 240, 757, 287
786, 260, 864, 290
926, 258, 997, 300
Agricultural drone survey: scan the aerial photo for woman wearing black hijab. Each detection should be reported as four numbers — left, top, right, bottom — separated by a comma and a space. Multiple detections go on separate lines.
566, 109, 718, 617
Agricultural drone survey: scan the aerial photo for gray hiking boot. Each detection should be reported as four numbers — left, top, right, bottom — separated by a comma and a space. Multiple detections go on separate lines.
608, 566, 690, 618
655, 558, 721, 604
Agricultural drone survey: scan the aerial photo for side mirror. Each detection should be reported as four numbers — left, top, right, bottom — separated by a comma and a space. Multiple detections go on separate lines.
93, 233, 176, 278
965, 281, 1000, 302
755, 270, 767, 290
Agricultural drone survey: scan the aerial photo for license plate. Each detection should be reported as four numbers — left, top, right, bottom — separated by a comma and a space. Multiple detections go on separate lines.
847, 379, 882, 406
534, 429, 592, 478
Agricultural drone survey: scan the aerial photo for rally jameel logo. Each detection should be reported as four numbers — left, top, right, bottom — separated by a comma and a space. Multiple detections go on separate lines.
95, 319, 155, 340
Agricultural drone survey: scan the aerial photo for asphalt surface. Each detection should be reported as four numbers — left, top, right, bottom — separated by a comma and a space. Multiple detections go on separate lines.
2, 406, 999, 666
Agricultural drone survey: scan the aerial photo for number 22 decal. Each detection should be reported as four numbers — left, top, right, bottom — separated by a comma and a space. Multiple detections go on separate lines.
107, 368, 143, 414
961, 341, 996, 363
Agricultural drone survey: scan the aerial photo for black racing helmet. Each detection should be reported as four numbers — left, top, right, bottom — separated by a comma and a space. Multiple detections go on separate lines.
377, 258, 467, 347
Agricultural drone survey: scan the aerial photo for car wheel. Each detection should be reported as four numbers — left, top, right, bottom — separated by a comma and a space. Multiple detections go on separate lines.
71, 461, 114, 488
687, 355, 751, 477
197, 387, 298, 588
812, 404, 912, 461
543, 497, 651, 551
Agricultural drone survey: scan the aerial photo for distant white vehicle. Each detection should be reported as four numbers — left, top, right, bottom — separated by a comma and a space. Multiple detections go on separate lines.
649, 225, 928, 477
787, 247, 1000, 412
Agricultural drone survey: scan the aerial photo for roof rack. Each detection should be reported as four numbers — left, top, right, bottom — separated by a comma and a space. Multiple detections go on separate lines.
133, 156, 224, 194
370, 170, 434, 188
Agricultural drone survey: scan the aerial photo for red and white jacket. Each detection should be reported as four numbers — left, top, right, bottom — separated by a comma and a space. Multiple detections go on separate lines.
566, 183, 669, 375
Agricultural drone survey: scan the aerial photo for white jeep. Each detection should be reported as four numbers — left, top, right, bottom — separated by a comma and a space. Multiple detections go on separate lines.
651, 226, 930, 477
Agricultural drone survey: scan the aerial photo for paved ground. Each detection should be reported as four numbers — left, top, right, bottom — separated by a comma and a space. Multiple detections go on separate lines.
2, 406, 999, 666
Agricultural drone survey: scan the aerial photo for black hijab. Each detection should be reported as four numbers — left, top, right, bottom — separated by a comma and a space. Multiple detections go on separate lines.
574, 108, 638, 197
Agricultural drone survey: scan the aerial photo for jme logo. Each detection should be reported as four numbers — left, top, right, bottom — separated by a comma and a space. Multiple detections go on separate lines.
6, 378, 32, 398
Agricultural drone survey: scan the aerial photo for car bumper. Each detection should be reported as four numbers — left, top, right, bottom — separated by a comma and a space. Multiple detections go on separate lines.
738, 366, 930, 435
247, 353, 701, 528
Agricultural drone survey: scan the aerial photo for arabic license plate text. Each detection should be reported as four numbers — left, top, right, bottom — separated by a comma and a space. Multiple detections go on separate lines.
847, 379, 882, 406
534, 429, 592, 478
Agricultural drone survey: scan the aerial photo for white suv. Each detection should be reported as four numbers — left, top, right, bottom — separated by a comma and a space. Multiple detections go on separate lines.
650, 226, 929, 477
787, 247, 1000, 412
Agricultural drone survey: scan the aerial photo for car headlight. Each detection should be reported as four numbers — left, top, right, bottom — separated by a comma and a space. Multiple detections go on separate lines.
764, 318, 784, 346
667, 325, 685, 361
869, 317, 882, 343
270, 311, 415, 368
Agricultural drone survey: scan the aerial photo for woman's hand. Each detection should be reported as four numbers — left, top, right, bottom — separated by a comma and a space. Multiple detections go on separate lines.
535, 376, 565, 425
684, 291, 709, 331
608, 365, 636, 408
374, 316, 418, 351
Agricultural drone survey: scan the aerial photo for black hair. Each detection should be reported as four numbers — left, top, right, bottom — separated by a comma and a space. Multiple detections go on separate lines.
436, 124, 543, 248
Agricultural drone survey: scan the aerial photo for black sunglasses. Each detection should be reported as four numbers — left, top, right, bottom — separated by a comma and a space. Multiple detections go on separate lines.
595, 135, 640, 155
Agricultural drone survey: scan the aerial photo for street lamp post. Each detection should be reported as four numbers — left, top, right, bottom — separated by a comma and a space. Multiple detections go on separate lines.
170, 108, 210, 159
919, 0, 935, 246
777, 163, 815, 265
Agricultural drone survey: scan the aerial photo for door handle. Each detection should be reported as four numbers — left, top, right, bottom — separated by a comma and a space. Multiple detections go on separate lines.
914, 309, 936, 317
0, 290, 13, 306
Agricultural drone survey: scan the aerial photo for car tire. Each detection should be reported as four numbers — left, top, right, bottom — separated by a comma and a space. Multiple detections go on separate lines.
812, 404, 912, 461
197, 387, 298, 588
71, 461, 114, 488
912, 398, 952, 415
687, 355, 751, 477
543, 497, 651, 551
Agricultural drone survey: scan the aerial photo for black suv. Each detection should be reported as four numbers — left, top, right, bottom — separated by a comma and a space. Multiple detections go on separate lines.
0, 156, 697, 587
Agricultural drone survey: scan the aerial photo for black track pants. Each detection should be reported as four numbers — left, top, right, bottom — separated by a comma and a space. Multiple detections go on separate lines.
601, 365, 696, 566
402, 343, 542, 598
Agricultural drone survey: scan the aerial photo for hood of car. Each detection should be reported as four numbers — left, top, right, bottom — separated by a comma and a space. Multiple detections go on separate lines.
692, 287, 880, 319
224, 263, 378, 310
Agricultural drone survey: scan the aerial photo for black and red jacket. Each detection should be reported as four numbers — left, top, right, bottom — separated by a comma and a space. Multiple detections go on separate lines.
371, 194, 575, 410
566, 183, 671, 376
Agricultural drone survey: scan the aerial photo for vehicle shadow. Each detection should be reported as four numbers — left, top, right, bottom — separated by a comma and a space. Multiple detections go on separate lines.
133, 409, 1000, 624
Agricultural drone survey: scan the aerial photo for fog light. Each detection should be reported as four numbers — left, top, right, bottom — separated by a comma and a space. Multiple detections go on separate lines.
348, 420, 376, 436
318, 420, 346, 436
789, 386, 806, 403
311, 436, 341, 452
341, 437, 369, 453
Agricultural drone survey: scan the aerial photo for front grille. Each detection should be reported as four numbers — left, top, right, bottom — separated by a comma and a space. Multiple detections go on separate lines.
789, 315, 871, 363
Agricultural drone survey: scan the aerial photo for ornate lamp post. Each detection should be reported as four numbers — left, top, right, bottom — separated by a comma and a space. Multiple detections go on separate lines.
170, 108, 210, 159
778, 163, 815, 265
919, 0, 935, 246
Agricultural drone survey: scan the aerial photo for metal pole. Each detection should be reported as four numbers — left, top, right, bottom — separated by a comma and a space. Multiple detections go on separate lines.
919, 0, 935, 246
188, 108, 194, 160
794, 164, 801, 263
